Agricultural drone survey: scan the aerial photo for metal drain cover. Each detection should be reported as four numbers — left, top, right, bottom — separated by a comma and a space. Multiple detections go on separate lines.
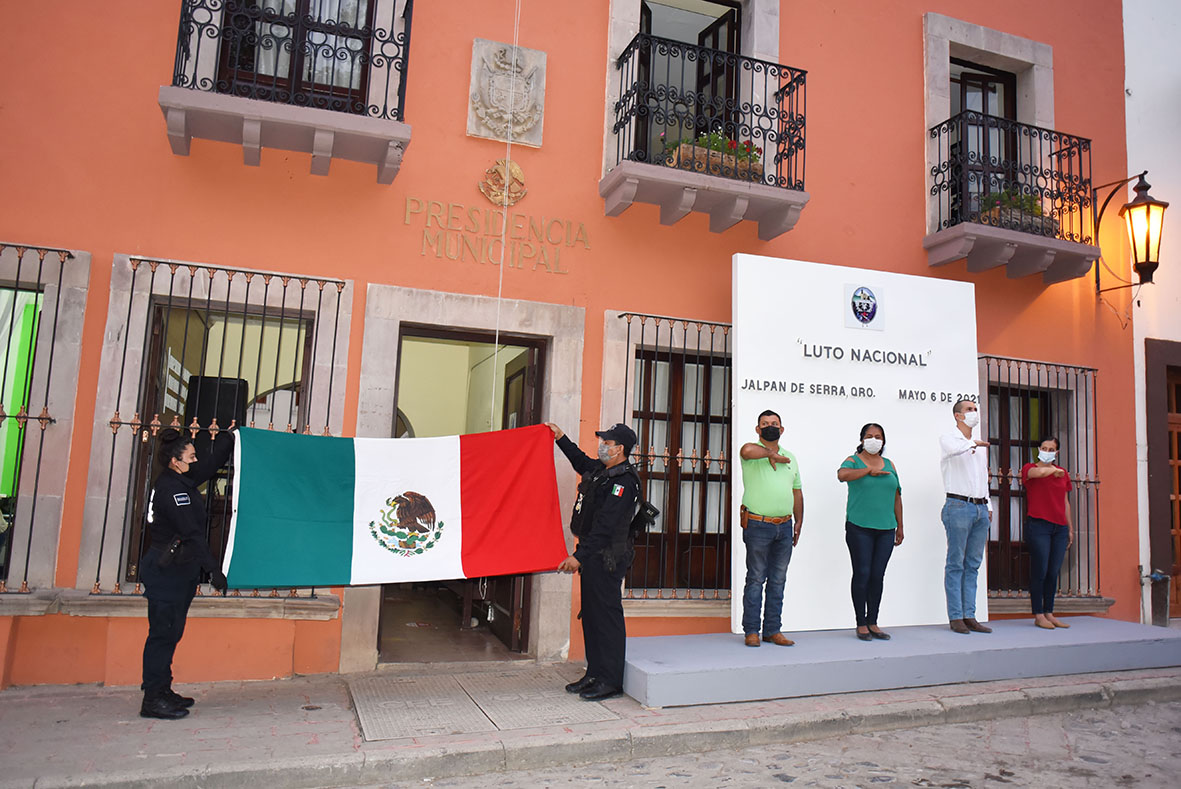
349, 675, 495, 741
455, 669, 619, 730
349, 668, 619, 741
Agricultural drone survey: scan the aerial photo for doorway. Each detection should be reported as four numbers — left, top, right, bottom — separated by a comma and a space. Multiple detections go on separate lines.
636, 0, 743, 163
378, 325, 546, 663
949, 58, 1018, 223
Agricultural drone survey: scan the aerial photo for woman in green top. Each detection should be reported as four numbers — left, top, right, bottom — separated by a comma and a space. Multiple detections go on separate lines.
837, 423, 904, 641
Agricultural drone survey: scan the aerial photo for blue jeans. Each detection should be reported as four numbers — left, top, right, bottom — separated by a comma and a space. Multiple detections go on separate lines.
845, 521, 896, 626
1027, 517, 1069, 614
742, 518, 794, 636
941, 498, 990, 620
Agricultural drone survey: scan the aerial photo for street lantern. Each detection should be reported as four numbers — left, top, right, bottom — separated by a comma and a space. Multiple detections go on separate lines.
1094, 170, 1170, 293
1119, 174, 1169, 285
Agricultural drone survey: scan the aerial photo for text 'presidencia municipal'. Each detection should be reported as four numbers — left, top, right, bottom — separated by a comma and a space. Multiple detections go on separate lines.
404, 197, 589, 274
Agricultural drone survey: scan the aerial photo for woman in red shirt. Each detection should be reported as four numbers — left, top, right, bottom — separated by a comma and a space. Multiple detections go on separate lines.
1020, 436, 1074, 630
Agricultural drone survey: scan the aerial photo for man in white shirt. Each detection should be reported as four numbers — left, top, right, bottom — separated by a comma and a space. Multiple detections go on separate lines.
939, 399, 993, 635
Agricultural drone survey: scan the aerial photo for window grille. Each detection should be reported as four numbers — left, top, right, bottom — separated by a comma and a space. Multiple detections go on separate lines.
0, 245, 73, 593
980, 355, 1099, 598
90, 257, 346, 598
620, 313, 732, 599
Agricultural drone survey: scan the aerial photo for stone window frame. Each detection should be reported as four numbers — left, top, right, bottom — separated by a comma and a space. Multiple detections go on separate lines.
340, 283, 585, 672
602, 0, 782, 177
75, 254, 353, 594
923, 12, 1055, 235
0, 244, 90, 594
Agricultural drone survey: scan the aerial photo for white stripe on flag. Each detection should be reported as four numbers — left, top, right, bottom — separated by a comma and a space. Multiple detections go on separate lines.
350, 436, 464, 584
223, 435, 244, 576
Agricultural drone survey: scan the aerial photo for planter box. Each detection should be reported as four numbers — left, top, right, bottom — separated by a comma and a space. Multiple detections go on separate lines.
982, 206, 1060, 237
664, 142, 762, 182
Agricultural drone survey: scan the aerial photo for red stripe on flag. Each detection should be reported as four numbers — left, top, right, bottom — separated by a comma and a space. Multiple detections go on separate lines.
459, 424, 567, 577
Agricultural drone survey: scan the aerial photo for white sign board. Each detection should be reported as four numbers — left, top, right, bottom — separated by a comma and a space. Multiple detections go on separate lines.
731, 254, 987, 633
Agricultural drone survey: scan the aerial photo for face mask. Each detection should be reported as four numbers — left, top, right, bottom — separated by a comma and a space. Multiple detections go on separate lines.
961, 411, 980, 429
759, 426, 781, 442
862, 438, 883, 455
1038, 450, 1057, 464
598, 443, 615, 463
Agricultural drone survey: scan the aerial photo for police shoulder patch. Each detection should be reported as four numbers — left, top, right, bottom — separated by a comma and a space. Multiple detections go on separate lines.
173, 492, 191, 506
612, 484, 624, 497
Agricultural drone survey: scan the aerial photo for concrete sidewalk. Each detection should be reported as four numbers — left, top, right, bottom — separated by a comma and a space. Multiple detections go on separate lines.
1, 662, 1180, 789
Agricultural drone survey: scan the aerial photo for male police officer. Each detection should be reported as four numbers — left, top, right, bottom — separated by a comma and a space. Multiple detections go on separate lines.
138, 427, 233, 719
547, 422, 640, 701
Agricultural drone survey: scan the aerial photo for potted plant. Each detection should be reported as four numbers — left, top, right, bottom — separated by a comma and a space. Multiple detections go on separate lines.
660, 130, 764, 182
979, 188, 1059, 236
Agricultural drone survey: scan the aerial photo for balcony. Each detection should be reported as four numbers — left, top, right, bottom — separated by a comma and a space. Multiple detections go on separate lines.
924, 111, 1100, 284
158, 0, 414, 184
599, 33, 810, 240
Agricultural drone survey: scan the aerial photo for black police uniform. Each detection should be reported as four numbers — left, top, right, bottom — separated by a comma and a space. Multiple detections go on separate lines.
139, 432, 233, 706
556, 435, 639, 692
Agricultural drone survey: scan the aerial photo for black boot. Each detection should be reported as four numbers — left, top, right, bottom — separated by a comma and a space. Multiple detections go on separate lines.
565, 675, 596, 694
166, 688, 195, 708
140, 690, 189, 720
579, 680, 622, 701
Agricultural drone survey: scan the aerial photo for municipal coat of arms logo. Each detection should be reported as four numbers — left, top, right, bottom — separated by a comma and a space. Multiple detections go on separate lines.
467, 39, 546, 146
850, 286, 878, 324
369, 491, 444, 557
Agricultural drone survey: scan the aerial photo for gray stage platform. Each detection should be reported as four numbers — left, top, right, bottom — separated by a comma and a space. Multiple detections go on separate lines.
623, 616, 1181, 708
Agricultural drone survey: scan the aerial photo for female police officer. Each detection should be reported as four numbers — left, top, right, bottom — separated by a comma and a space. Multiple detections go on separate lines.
138, 427, 233, 719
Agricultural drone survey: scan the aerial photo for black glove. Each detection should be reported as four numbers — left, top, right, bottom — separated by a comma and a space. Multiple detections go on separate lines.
210, 570, 228, 593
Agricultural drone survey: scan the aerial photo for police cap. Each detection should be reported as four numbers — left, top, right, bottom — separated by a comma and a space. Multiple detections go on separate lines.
594, 423, 637, 455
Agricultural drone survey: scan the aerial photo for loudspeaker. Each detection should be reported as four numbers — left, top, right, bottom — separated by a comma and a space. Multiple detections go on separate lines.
183, 376, 248, 454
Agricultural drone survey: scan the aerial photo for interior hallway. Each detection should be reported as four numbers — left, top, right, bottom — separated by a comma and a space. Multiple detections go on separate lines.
378, 583, 528, 663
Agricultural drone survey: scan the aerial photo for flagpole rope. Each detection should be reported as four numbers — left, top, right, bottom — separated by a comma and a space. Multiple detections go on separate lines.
490, 0, 524, 431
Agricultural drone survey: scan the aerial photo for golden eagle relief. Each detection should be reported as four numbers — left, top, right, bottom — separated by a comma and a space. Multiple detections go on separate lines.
479, 159, 527, 207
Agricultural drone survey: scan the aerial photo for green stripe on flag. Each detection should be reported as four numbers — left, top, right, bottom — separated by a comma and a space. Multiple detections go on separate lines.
230, 428, 355, 587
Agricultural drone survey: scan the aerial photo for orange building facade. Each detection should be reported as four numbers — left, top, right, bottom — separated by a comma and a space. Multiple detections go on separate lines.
0, 0, 1140, 688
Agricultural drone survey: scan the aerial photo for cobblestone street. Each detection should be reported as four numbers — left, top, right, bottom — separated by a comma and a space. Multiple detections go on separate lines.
382, 701, 1181, 789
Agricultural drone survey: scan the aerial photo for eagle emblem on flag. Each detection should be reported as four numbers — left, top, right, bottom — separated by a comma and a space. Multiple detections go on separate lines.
369, 491, 445, 557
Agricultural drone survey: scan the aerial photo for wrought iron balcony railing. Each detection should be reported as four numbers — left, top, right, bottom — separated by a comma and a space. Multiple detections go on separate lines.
172, 0, 413, 122
930, 111, 1092, 243
610, 33, 806, 191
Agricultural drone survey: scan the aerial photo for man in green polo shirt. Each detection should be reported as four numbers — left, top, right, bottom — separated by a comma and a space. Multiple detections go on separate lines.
739, 409, 804, 647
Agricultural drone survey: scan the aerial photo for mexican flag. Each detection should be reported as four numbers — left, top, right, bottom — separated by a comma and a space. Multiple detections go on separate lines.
224, 425, 567, 588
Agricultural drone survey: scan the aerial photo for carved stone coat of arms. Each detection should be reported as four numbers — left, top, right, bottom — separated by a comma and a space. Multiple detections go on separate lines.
467, 39, 546, 147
